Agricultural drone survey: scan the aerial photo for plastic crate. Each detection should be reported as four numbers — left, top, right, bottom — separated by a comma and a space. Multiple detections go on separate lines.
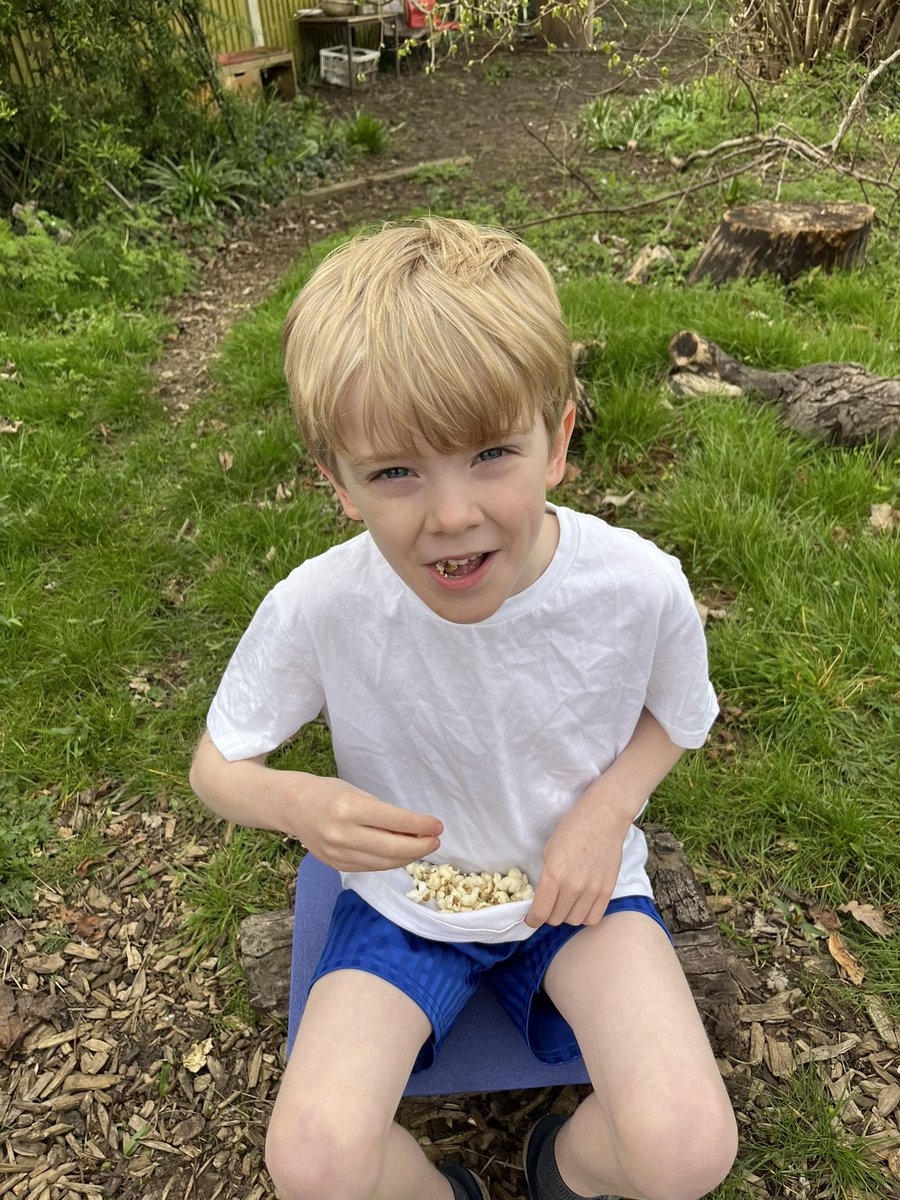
319, 45, 380, 88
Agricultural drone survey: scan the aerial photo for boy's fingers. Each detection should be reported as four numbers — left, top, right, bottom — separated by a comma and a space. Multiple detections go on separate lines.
357, 825, 440, 863
524, 879, 558, 928
363, 798, 443, 838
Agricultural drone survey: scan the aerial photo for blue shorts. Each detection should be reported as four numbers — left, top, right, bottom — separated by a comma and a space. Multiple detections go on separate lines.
310, 889, 670, 1073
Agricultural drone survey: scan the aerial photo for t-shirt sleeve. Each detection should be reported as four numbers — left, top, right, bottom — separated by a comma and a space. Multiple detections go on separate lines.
643, 558, 719, 748
205, 583, 325, 761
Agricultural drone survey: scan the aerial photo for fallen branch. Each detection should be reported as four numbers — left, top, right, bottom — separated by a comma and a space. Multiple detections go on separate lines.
677, 121, 900, 199
668, 330, 900, 445
297, 156, 474, 202
829, 46, 900, 154
510, 152, 781, 229
514, 47, 900, 230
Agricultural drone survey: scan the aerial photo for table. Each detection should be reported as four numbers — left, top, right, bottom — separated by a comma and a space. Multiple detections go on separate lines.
293, 9, 401, 92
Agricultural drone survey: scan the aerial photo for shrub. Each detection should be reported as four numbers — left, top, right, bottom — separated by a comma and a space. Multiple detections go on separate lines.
0, 1, 224, 222
340, 108, 388, 155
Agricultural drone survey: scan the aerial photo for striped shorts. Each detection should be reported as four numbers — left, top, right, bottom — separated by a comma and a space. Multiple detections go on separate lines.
309, 889, 669, 1073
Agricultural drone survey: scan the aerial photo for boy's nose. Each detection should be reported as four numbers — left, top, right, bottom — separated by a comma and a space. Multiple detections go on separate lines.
424, 483, 483, 535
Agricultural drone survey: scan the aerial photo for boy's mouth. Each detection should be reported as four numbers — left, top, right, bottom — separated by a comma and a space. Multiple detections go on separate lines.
432, 553, 489, 579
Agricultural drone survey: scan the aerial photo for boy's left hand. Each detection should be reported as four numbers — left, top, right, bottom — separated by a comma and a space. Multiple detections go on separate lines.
525, 802, 625, 929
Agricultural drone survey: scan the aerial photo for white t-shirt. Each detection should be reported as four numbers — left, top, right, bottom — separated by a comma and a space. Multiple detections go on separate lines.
207, 504, 718, 943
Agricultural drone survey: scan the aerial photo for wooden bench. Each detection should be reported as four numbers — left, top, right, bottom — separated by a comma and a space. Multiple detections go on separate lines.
217, 46, 297, 99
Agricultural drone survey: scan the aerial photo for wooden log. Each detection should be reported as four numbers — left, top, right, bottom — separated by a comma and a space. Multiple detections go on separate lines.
688, 201, 875, 286
238, 910, 294, 1013
238, 824, 740, 1050
642, 824, 739, 1052
668, 329, 900, 445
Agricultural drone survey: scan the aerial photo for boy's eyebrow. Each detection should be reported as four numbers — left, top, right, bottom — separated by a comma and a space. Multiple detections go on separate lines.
343, 426, 536, 471
345, 452, 407, 470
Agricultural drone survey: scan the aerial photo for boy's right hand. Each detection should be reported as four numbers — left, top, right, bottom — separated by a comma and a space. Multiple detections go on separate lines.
188, 735, 439, 874
296, 778, 443, 873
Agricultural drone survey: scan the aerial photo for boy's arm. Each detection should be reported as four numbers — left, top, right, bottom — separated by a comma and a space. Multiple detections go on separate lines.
525, 708, 684, 929
189, 730, 443, 872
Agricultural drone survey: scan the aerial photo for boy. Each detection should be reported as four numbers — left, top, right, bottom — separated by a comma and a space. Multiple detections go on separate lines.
190, 218, 737, 1200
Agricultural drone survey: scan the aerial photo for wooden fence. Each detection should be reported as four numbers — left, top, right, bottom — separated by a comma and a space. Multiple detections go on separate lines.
206, 0, 307, 56
3, 1, 312, 88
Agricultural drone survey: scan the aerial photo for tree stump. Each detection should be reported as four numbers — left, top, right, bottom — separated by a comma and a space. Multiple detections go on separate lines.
238, 824, 740, 1052
688, 201, 875, 286
668, 330, 900, 445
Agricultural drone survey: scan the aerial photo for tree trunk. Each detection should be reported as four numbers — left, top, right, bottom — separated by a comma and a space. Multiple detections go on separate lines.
238, 824, 740, 1050
688, 201, 875, 286
668, 330, 900, 445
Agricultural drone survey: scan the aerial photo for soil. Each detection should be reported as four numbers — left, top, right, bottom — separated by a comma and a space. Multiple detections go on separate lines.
3, 32, 900, 1200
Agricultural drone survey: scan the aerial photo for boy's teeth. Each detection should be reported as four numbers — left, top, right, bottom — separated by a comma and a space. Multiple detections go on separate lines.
435, 554, 483, 577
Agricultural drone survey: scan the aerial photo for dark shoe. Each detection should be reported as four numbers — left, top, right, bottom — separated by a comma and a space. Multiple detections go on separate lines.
438, 1160, 489, 1200
523, 1113, 614, 1200
523, 1114, 568, 1200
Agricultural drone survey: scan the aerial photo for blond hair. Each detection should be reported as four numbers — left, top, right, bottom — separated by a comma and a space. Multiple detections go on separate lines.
283, 218, 576, 475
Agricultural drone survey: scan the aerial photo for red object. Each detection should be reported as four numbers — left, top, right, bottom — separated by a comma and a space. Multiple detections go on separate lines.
405, 0, 459, 31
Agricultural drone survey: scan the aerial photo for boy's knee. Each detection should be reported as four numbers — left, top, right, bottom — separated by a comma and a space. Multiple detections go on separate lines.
265, 1109, 382, 1200
619, 1087, 738, 1200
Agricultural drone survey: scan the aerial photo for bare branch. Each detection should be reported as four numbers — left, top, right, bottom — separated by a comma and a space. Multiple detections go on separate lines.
510, 152, 781, 230
829, 46, 900, 154
522, 120, 605, 204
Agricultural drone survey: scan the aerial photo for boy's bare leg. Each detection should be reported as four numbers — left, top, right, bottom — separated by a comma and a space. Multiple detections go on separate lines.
542, 914, 738, 1200
266, 969, 454, 1200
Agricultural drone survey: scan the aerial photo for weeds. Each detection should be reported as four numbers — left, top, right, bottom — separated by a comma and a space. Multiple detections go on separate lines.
143, 151, 253, 223
0, 781, 54, 914
737, 1067, 889, 1195
178, 827, 300, 970
340, 108, 389, 154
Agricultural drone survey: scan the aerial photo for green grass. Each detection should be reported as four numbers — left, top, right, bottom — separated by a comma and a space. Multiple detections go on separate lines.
553, 269, 900, 943
733, 1067, 890, 1197
6, 219, 896, 966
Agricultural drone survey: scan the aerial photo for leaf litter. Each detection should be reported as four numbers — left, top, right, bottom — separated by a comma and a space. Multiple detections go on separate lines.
2, 787, 899, 1200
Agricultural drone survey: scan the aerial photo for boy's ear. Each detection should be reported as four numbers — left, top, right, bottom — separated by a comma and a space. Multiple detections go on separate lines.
316, 461, 363, 522
545, 399, 577, 489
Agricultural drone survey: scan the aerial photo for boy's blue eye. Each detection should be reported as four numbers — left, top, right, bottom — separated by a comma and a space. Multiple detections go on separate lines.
477, 447, 505, 462
377, 467, 409, 480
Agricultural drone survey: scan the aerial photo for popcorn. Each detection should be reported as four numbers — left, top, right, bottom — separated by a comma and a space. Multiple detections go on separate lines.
404, 860, 534, 912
